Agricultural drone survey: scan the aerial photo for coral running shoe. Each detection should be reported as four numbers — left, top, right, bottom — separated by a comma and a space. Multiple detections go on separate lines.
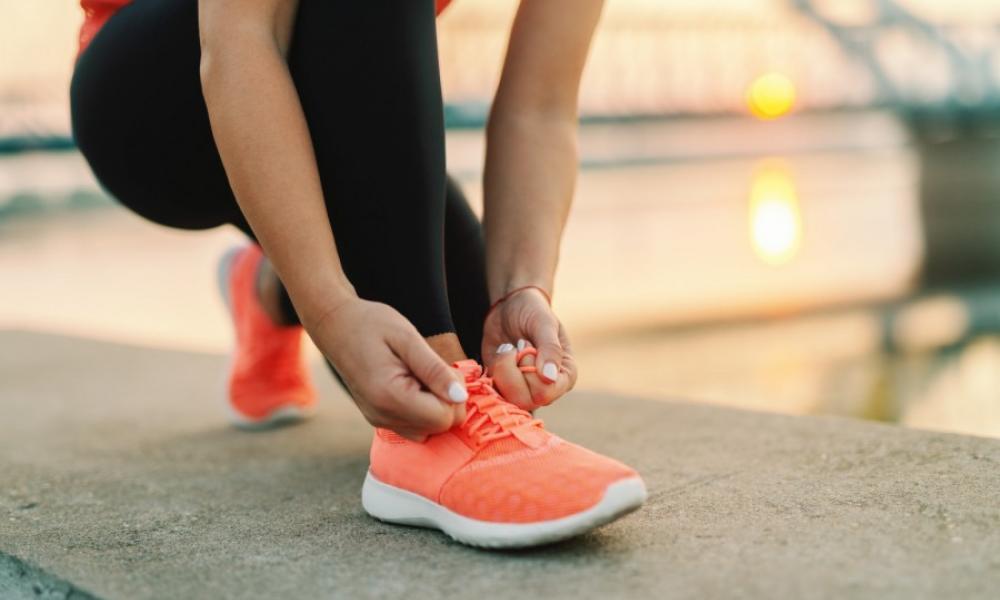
362, 352, 646, 548
217, 244, 316, 429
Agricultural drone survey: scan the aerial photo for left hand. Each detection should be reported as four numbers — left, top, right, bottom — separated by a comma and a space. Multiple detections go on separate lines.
480, 287, 578, 410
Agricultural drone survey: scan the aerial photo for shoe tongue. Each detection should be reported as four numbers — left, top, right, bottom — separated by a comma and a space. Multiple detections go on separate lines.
449, 360, 545, 447
463, 393, 534, 436
455, 400, 547, 450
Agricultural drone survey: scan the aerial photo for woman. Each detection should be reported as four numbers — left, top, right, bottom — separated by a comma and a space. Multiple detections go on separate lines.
71, 0, 645, 548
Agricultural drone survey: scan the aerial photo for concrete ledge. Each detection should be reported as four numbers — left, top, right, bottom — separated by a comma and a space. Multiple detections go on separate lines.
1, 330, 998, 599
0, 552, 97, 600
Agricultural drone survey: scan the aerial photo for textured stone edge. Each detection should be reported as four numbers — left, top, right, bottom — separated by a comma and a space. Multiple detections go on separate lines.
0, 552, 99, 600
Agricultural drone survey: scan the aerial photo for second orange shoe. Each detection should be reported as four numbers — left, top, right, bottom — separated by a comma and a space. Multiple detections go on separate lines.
362, 354, 646, 548
218, 244, 317, 429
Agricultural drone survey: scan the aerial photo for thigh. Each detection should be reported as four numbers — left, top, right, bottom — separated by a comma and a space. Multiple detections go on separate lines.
288, 0, 445, 215
70, 0, 242, 231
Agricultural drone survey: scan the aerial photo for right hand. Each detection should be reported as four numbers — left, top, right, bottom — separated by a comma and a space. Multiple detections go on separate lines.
307, 296, 468, 441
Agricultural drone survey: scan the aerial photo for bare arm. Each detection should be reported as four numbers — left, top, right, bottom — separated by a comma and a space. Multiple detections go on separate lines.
483, 0, 604, 300
199, 0, 467, 438
481, 0, 603, 406
199, 0, 353, 326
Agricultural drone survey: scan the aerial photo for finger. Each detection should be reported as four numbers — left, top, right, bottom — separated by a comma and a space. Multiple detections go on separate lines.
526, 371, 572, 407
358, 403, 430, 443
389, 399, 465, 442
451, 401, 467, 426
558, 325, 579, 391
558, 354, 578, 392
490, 343, 533, 409
395, 429, 428, 443
529, 317, 564, 384
388, 386, 459, 435
387, 329, 468, 405
518, 349, 571, 407
515, 348, 549, 405
515, 345, 537, 373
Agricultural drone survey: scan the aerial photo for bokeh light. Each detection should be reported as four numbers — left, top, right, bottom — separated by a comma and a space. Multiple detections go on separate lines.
746, 72, 797, 120
749, 161, 802, 265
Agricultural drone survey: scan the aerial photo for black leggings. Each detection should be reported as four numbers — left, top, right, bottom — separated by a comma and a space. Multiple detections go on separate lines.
70, 0, 490, 359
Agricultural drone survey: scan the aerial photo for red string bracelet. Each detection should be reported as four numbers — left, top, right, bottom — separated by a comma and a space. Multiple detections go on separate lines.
485, 285, 552, 320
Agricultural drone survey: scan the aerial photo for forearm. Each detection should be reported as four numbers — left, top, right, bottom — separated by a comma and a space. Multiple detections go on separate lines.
483, 108, 577, 301
200, 37, 355, 327
480, 0, 603, 302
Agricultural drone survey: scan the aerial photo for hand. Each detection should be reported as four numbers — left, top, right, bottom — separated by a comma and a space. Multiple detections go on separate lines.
481, 287, 578, 410
308, 297, 468, 441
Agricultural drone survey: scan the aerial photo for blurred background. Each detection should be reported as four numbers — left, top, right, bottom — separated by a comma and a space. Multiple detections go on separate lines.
2, 0, 999, 437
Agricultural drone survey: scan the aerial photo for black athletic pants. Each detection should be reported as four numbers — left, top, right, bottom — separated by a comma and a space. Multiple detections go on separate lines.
70, 0, 490, 360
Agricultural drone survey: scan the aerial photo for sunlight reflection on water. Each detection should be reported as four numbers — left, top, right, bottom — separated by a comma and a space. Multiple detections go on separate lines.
748, 160, 802, 265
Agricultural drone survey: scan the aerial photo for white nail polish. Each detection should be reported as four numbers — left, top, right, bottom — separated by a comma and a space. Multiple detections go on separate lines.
542, 362, 558, 381
497, 343, 515, 354
516, 339, 527, 351
448, 381, 468, 403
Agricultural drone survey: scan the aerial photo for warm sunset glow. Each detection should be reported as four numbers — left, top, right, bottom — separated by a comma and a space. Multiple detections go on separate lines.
747, 72, 797, 120
749, 162, 802, 265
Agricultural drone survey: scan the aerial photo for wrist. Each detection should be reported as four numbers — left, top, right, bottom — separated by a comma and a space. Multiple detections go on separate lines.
296, 283, 358, 332
488, 270, 554, 304
485, 238, 559, 302
486, 285, 552, 320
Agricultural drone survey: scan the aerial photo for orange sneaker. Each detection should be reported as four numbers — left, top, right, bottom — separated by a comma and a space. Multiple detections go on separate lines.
362, 350, 646, 548
217, 244, 316, 429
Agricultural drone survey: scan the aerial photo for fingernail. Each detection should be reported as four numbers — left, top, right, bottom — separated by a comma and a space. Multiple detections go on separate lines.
448, 381, 468, 403
542, 362, 558, 382
497, 343, 515, 354
516, 339, 527, 351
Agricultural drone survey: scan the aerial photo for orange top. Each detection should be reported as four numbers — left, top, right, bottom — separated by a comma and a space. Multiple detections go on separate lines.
78, 0, 128, 54
78, 0, 454, 55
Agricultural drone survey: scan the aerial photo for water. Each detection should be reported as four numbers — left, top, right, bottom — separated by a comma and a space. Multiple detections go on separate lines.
3, 111, 998, 438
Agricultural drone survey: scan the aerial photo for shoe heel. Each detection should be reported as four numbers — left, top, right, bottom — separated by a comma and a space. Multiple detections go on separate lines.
216, 245, 244, 313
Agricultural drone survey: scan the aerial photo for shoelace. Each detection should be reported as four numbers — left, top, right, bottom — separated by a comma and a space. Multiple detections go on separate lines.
459, 349, 544, 444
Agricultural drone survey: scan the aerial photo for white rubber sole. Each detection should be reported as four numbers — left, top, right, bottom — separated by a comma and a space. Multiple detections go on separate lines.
225, 401, 315, 431
217, 246, 313, 431
361, 471, 647, 549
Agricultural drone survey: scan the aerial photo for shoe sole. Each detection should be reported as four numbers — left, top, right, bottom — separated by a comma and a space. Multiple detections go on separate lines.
361, 470, 647, 549
225, 401, 315, 431
217, 245, 313, 431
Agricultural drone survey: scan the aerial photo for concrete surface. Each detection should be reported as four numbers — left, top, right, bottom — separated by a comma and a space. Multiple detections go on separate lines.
1, 329, 998, 599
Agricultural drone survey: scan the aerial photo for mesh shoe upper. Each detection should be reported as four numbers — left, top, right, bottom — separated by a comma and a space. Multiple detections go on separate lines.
370, 359, 639, 524
226, 245, 316, 419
